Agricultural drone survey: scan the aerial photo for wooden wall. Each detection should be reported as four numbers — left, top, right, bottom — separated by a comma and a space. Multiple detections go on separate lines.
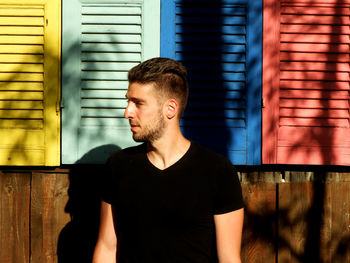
0, 168, 349, 263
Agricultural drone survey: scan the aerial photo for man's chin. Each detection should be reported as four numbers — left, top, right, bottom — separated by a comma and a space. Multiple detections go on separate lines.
132, 135, 147, 142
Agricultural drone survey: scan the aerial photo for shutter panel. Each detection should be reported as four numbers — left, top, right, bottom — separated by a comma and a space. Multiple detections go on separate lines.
62, 0, 160, 164
161, 0, 262, 164
263, 0, 350, 165
0, 0, 60, 166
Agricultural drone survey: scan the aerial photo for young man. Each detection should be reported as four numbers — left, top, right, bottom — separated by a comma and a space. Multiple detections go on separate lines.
93, 58, 244, 263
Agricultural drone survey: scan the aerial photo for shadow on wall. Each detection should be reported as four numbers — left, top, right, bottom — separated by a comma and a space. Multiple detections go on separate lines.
264, 0, 350, 165
176, 0, 246, 163
57, 144, 120, 263
240, 170, 350, 263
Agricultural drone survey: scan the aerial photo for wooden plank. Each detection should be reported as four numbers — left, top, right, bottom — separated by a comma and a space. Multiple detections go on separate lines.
0, 100, 43, 110
0, 7, 44, 16
278, 181, 314, 263
0, 63, 44, 73
54, 165, 113, 262
241, 179, 277, 263
81, 71, 128, 81
81, 52, 141, 62
280, 80, 349, 90
280, 43, 350, 53
81, 62, 138, 71
0, 73, 44, 82
0, 26, 43, 35
81, 24, 141, 34
281, 70, 349, 82
81, 43, 141, 53
0, 82, 43, 91
0, 149, 45, 165
281, 0, 350, 4
0, 35, 44, 45
280, 52, 350, 63
31, 172, 70, 263
0, 54, 44, 63
0, 45, 43, 54
279, 117, 349, 127
0, 119, 43, 129
81, 34, 141, 43
81, 15, 141, 24
278, 126, 350, 147
81, 5, 142, 15
276, 147, 350, 165
320, 181, 350, 262
279, 179, 350, 262
280, 89, 349, 99
0, 16, 44, 26
281, 24, 350, 35
280, 98, 349, 109
280, 61, 349, 72
281, 6, 350, 16
262, 0, 280, 164
0, 172, 30, 263
280, 108, 349, 119
81, 98, 127, 108
0, 109, 43, 119
280, 14, 350, 25
0, 91, 43, 100
0, 129, 44, 146
281, 34, 350, 44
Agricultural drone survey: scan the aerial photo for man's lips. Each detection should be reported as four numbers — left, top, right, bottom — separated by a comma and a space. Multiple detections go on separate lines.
129, 123, 140, 132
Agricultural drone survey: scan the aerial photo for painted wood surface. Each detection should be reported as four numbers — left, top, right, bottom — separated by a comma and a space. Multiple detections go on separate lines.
0, 172, 31, 263
161, 0, 262, 165
263, 0, 350, 165
1, 169, 349, 263
278, 178, 350, 262
62, 0, 160, 164
31, 172, 70, 263
241, 179, 277, 263
0, 0, 60, 166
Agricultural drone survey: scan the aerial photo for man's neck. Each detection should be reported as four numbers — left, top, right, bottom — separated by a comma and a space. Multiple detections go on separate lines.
146, 132, 191, 170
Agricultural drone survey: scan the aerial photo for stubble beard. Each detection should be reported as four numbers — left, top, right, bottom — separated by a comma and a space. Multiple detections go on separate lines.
132, 111, 166, 143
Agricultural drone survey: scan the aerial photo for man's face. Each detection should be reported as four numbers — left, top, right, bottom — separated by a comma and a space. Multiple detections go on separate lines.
124, 82, 166, 142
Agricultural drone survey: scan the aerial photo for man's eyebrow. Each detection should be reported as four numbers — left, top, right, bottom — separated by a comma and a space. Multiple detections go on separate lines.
125, 95, 145, 103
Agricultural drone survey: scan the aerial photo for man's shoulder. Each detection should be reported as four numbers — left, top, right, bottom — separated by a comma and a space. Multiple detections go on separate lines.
107, 143, 145, 164
190, 141, 232, 166
192, 142, 229, 162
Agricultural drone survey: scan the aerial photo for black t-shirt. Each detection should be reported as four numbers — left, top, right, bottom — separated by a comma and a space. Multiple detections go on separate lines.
102, 142, 243, 263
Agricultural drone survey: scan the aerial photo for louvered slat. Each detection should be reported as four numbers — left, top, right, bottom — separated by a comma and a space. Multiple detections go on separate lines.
0, 5, 44, 129
0, 0, 60, 166
80, 4, 142, 126
280, 2, 350, 128
62, 0, 160, 164
175, 2, 247, 128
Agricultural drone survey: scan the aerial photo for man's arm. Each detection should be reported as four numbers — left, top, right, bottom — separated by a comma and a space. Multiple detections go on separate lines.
214, 208, 244, 263
92, 201, 117, 263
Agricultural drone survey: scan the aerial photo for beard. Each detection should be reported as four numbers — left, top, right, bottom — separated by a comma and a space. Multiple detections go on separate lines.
132, 111, 166, 143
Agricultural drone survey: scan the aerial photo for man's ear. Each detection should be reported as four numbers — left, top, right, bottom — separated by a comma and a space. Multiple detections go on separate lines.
165, 99, 178, 119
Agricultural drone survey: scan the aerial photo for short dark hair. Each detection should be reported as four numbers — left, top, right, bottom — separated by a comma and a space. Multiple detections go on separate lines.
128, 57, 189, 117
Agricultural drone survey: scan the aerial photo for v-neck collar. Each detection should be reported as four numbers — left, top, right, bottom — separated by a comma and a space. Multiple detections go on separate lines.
143, 142, 193, 173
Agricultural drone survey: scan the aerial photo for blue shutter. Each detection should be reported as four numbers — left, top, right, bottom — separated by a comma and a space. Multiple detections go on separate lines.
161, 0, 262, 164
62, 0, 160, 164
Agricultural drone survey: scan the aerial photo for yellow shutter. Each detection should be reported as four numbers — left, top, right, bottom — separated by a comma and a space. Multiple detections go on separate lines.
0, 0, 60, 166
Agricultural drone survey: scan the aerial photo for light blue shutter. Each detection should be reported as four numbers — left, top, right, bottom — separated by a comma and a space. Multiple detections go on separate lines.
62, 0, 160, 164
161, 0, 262, 165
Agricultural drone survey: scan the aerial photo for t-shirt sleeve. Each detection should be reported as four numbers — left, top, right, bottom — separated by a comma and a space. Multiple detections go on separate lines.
212, 158, 244, 214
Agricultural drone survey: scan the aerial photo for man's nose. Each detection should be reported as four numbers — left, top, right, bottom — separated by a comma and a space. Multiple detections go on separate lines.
124, 102, 133, 119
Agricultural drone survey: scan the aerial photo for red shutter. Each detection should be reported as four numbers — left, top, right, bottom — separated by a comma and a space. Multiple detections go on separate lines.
263, 0, 350, 165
